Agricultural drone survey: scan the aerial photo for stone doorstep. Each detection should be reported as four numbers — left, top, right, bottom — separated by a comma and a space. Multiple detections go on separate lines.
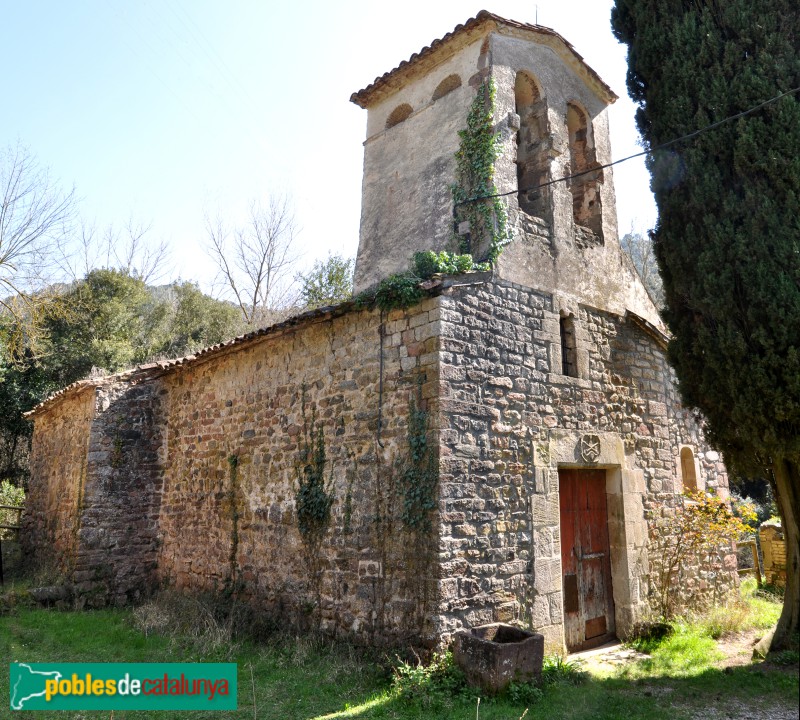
568, 639, 650, 669
567, 639, 622, 661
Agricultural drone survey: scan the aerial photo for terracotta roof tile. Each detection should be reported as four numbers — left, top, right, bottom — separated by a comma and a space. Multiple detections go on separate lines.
351, 10, 616, 108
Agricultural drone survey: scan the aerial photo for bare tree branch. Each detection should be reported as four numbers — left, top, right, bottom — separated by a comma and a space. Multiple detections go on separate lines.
0, 143, 76, 298
205, 194, 301, 326
112, 218, 171, 284
0, 144, 78, 357
58, 216, 172, 284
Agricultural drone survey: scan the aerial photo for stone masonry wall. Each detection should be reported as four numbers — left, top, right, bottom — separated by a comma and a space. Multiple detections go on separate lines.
22, 389, 95, 574
157, 301, 442, 645
22, 278, 734, 648
434, 278, 733, 650
70, 378, 166, 607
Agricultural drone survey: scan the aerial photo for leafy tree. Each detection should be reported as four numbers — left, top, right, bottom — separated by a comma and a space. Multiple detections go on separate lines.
0, 349, 51, 485
612, 0, 800, 649
1, 272, 244, 486
156, 281, 244, 357
0, 480, 24, 538
43, 270, 245, 386
43, 269, 159, 387
298, 254, 354, 309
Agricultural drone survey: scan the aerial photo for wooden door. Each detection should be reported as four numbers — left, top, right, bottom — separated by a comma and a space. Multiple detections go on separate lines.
559, 469, 616, 651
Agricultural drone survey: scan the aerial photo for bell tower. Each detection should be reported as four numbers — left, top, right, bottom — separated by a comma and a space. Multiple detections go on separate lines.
351, 11, 660, 327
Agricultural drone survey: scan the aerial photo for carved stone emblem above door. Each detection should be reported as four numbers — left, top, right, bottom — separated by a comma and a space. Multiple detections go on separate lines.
580, 434, 601, 463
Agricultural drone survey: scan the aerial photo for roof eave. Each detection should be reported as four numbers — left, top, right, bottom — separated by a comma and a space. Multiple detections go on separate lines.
350, 10, 617, 110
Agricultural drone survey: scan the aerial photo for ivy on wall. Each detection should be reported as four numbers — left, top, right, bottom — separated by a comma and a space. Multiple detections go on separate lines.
226, 454, 240, 588
294, 391, 334, 545
398, 380, 437, 531
451, 78, 512, 264
293, 386, 335, 623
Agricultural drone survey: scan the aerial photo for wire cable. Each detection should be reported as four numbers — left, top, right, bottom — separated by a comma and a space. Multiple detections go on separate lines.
455, 85, 800, 208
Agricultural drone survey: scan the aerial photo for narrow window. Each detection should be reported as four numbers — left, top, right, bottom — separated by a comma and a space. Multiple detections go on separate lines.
515, 72, 549, 220
567, 103, 603, 243
560, 315, 578, 377
680, 447, 698, 493
386, 103, 413, 129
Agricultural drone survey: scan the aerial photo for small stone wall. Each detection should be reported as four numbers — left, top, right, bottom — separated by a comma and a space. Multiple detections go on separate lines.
73, 378, 166, 606
22, 389, 95, 573
760, 521, 787, 587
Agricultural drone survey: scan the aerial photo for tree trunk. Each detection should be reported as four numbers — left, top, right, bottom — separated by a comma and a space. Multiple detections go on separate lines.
770, 456, 799, 650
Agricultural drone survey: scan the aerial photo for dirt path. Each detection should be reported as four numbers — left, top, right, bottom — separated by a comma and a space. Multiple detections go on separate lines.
570, 632, 799, 720
712, 628, 762, 668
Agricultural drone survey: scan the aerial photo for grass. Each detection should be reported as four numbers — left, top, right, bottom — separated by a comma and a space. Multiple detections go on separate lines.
623, 579, 788, 679
627, 621, 724, 677
0, 579, 796, 720
697, 578, 783, 638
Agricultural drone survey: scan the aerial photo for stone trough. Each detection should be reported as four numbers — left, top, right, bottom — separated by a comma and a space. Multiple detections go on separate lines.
453, 623, 544, 693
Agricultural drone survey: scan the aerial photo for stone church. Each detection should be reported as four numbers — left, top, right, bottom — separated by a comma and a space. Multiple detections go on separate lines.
22, 11, 733, 653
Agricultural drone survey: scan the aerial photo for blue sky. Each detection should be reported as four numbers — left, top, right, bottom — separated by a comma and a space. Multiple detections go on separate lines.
1, 1, 656, 295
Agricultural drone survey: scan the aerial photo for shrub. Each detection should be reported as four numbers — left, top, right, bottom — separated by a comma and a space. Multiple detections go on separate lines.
506, 679, 543, 704
0, 480, 24, 540
355, 272, 425, 312
412, 250, 489, 280
648, 491, 753, 619
391, 651, 470, 706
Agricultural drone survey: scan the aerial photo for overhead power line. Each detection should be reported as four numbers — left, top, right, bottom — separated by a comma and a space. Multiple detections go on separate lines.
455, 86, 800, 208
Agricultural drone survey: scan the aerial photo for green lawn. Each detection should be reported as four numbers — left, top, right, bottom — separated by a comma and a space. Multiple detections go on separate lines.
0, 581, 796, 720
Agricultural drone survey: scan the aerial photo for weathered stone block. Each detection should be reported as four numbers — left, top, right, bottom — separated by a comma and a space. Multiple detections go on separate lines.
453, 624, 544, 693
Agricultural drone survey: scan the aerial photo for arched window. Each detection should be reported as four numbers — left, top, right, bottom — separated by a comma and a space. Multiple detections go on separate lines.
680, 447, 698, 493
432, 74, 461, 101
515, 72, 549, 221
386, 103, 413, 129
567, 103, 603, 243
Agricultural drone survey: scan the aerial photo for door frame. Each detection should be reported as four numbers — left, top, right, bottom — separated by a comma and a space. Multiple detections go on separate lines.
558, 467, 616, 652
530, 429, 650, 654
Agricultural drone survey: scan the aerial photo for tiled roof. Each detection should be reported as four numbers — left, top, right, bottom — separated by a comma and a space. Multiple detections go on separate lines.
23, 300, 358, 418
350, 9, 617, 108
23, 274, 473, 418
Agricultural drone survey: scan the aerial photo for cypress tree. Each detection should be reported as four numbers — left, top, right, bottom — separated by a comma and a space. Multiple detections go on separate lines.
611, 0, 799, 648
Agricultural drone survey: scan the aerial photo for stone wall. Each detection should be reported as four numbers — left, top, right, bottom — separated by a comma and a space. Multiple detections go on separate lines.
22, 278, 735, 649
72, 378, 166, 606
433, 277, 732, 650
156, 302, 442, 645
21, 375, 167, 606
22, 388, 95, 573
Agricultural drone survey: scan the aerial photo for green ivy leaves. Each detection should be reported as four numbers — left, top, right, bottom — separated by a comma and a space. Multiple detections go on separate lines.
295, 391, 334, 546
452, 78, 512, 264
399, 383, 436, 531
